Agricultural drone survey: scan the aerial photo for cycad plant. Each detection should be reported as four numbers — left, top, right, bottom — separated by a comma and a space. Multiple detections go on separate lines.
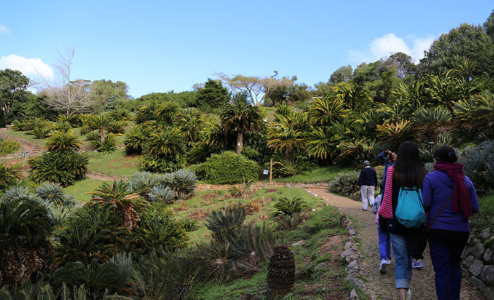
0, 197, 54, 286
205, 203, 246, 242
90, 180, 148, 229
170, 169, 197, 200
29, 151, 88, 186
267, 245, 295, 298
273, 197, 308, 217
0, 163, 22, 191
45, 130, 81, 152
147, 185, 174, 203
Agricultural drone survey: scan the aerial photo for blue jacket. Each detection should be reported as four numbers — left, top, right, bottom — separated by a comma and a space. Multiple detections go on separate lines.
377, 151, 394, 184
358, 166, 378, 187
422, 171, 479, 232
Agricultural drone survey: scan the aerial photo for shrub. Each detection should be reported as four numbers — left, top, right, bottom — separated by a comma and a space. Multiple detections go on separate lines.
35, 181, 75, 208
169, 168, 198, 200
140, 153, 186, 173
53, 120, 73, 132
0, 138, 20, 155
90, 133, 117, 153
31, 122, 53, 139
329, 171, 360, 200
206, 203, 246, 241
45, 130, 81, 152
147, 185, 174, 203
460, 140, 494, 194
107, 120, 127, 134
273, 197, 308, 216
0, 163, 22, 190
193, 151, 260, 184
29, 151, 88, 187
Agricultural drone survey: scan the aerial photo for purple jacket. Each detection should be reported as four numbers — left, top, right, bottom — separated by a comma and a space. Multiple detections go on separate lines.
422, 170, 479, 232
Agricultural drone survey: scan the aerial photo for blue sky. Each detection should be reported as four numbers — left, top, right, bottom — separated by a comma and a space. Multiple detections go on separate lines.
1, 1, 492, 98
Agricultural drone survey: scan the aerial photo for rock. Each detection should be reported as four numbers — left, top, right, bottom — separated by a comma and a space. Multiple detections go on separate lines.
480, 228, 491, 241
484, 287, 494, 300
285, 184, 292, 188
315, 262, 328, 270
484, 248, 493, 263
469, 276, 486, 290
346, 260, 359, 275
351, 278, 366, 292
480, 265, 494, 284
473, 240, 485, 259
350, 289, 359, 300
464, 255, 475, 269
349, 229, 357, 236
344, 241, 353, 250
469, 259, 484, 277
347, 225, 355, 231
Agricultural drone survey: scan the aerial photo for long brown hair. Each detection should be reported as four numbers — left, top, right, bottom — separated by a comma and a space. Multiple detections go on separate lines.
392, 141, 427, 188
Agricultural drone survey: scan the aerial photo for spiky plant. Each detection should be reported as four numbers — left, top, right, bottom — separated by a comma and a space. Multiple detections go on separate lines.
53, 120, 73, 133
127, 171, 157, 200
90, 133, 117, 153
170, 169, 197, 200
89, 180, 147, 229
0, 197, 54, 287
45, 130, 81, 152
31, 124, 52, 139
205, 203, 246, 242
28, 151, 88, 187
35, 181, 75, 208
267, 245, 295, 298
0, 163, 22, 191
273, 197, 308, 217
147, 185, 174, 203
124, 123, 154, 155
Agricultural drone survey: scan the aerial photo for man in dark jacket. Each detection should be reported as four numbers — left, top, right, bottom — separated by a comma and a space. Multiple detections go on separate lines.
357, 160, 378, 211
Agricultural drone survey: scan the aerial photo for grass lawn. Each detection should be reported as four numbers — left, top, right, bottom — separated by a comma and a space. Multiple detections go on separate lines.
86, 149, 140, 177
63, 178, 110, 205
275, 166, 354, 184
2, 129, 46, 148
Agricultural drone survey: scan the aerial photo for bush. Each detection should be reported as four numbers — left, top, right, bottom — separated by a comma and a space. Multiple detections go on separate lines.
31, 122, 53, 139
29, 151, 88, 187
329, 171, 360, 200
273, 197, 308, 216
460, 140, 494, 194
0, 138, 20, 155
193, 151, 260, 184
90, 133, 117, 153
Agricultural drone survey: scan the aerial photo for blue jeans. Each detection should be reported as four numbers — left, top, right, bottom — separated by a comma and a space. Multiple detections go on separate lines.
377, 227, 391, 260
428, 240, 465, 300
390, 233, 412, 289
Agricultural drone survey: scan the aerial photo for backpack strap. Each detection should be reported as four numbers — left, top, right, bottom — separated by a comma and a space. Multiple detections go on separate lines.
426, 193, 454, 231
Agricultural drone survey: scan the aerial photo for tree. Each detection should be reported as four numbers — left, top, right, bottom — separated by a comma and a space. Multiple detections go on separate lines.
484, 9, 494, 42
86, 113, 113, 144
36, 47, 94, 116
91, 79, 129, 113
216, 73, 264, 105
0, 69, 30, 126
220, 102, 265, 154
328, 65, 353, 85
196, 78, 230, 109
423, 23, 494, 77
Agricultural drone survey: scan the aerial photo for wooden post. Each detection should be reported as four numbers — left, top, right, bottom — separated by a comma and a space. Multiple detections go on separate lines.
269, 159, 273, 186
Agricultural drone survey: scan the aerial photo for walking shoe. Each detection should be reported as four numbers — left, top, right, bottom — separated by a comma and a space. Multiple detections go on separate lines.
412, 259, 423, 269
406, 289, 412, 300
379, 259, 387, 274
385, 258, 392, 265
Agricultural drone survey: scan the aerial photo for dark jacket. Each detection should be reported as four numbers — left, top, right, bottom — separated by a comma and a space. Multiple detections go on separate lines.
357, 166, 378, 187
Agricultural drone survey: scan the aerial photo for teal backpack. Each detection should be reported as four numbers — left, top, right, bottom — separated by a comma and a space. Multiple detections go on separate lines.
395, 186, 426, 229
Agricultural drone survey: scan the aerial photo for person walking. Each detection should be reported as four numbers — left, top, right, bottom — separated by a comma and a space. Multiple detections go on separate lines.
378, 141, 427, 300
377, 150, 397, 196
422, 146, 479, 300
357, 160, 378, 211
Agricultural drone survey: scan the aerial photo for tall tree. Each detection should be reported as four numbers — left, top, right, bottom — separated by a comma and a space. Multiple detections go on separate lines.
196, 78, 230, 109
0, 69, 30, 126
484, 9, 494, 41
220, 102, 265, 154
216, 73, 264, 106
36, 47, 94, 116
328, 65, 353, 86
423, 23, 494, 77
91, 80, 130, 113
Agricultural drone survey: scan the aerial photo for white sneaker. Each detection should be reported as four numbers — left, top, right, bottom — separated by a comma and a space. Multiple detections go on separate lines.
406, 289, 412, 300
385, 259, 392, 264
379, 259, 387, 274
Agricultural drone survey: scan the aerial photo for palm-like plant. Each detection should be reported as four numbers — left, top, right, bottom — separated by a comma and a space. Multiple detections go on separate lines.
155, 100, 181, 125
454, 91, 494, 138
309, 96, 349, 126
306, 127, 339, 160
0, 163, 22, 191
376, 120, 413, 149
86, 113, 113, 144
273, 197, 308, 216
145, 127, 185, 158
89, 180, 147, 229
267, 114, 304, 160
220, 102, 265, 154
29, 151, 88, 186
0, 197, 54, 286
205, 203, 246, 242
411, 106, 452, 143
45, 130, 81, 152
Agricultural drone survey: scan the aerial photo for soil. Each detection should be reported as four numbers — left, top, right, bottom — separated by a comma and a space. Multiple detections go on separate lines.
307, 188, 487, 300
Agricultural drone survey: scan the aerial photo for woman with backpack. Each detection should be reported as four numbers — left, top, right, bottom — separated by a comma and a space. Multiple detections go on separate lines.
422, 146, 479, 300
378, 141, 427, 300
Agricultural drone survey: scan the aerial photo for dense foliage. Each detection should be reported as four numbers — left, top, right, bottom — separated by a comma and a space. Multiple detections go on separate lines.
193, 151, 260, 184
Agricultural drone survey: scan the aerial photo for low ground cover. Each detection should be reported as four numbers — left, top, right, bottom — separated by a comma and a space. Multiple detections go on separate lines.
275, 166, 354, 184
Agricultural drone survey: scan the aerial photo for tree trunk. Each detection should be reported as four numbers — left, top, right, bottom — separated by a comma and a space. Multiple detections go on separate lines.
236, 133, 243, 154
99, 127, 105, 144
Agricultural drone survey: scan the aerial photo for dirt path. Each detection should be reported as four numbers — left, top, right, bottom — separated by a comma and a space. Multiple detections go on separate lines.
308, 188, 486, 300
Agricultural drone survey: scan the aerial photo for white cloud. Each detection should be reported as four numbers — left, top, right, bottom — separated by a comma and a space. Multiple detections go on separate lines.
0, 54, 54, 79
0, 24, 9, 34
349, 33, 435, 64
